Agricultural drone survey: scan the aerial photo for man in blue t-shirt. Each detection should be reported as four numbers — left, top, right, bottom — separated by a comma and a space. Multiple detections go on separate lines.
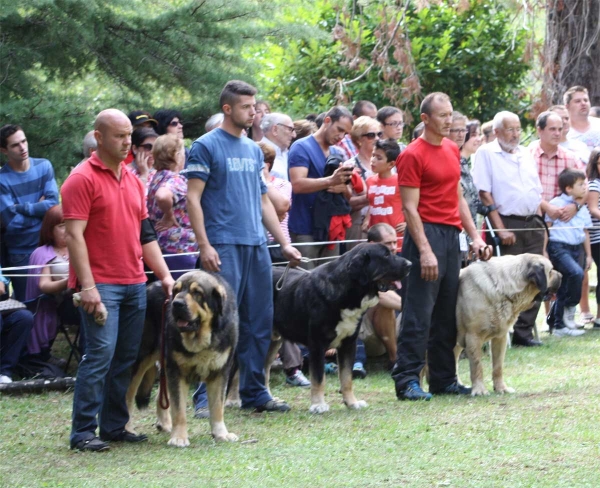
187, 80, 301, 413
288, 106, 354, 269
0, 124, 59, 300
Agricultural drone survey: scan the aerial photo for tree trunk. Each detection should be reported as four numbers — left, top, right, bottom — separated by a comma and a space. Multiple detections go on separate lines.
543, 0, 600, 106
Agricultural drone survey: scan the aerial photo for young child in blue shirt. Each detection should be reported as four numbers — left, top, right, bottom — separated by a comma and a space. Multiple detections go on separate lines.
545, 168, 591, 337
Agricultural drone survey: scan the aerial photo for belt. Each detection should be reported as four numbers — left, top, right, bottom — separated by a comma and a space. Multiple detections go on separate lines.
501, 214, 538, 221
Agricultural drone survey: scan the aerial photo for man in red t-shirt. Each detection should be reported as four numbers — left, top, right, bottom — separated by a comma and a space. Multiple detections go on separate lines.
391, 93, 488, 401
62, 109, 174, 452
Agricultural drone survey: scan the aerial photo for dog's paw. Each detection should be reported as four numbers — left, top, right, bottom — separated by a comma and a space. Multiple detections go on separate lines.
309, 403, 330, 414
168, 436, 190, 448
470, 383, 490, 396
345, 400, 368, 410
225, 399, 242, 408
213, 432, 239, 442
494, 385, 515, 395
156, 421, 172, 434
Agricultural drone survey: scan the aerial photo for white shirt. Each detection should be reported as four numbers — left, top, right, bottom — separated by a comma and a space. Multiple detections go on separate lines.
260, 137, 289, 181
567, 117, 600, 150
472, 139, 542, 216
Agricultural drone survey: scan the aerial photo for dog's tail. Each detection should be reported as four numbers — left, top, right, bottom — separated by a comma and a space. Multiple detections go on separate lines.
135, 365, 158, 410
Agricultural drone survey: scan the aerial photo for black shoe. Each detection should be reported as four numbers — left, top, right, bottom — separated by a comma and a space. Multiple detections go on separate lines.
254, 398, 291, 413
71, 437, 110, 452
101, 430, 148, 443
512, 337, 543, 347
430, 381, 471, 395
397, 380, 432, 401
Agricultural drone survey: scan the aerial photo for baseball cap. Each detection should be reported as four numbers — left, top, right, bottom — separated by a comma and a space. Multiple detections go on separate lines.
128, 110, 158, 128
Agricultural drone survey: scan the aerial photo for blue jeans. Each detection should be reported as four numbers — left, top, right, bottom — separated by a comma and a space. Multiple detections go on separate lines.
70, 283, 146, 446
0, 309, 34, 377
194, 244, 273, 410
547, 241, 584, 329
6, 253, 31, 302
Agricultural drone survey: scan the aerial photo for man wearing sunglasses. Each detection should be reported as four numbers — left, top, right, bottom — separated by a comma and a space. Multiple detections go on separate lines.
260, 113, 295, 181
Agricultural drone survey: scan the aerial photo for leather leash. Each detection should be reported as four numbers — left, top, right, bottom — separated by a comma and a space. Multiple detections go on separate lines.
275, 257, 311, 291
158, 296, 171, 410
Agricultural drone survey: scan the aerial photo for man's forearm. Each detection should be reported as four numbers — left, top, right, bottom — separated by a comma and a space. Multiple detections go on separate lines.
66, 234, 95, 289
291, 176, 333, 194
404, 206, 431, 254
479, 191, 506, 230
142, 241, 172, 282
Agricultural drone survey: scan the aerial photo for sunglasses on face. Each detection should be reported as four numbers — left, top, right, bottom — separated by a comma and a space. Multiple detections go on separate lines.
169, 120, 183, 127
362, 131, 383, 140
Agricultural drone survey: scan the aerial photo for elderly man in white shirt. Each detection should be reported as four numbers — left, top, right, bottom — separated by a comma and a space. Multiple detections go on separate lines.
472, 111, 550, 347
260, 113, 296, 181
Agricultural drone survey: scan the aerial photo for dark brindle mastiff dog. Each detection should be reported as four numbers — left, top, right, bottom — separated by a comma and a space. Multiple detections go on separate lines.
126, 271, 238, 447
269, 243, 411, 413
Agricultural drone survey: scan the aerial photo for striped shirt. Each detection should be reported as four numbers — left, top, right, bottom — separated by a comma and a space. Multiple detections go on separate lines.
530, 144, 583, 202
588, 179, 600, 245
0, 158, 59, 254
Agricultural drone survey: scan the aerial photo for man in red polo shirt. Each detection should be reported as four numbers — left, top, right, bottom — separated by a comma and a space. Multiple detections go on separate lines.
62, 109, 174, 452
391, 92, 488, 401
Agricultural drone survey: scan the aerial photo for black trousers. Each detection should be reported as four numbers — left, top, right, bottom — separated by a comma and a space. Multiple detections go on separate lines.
493, 215, 545, 343
392, 224, 460, 393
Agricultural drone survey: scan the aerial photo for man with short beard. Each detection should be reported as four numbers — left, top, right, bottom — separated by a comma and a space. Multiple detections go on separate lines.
186, 80, 302, 413
472, 111, 546, 347
288, 105, 355, 269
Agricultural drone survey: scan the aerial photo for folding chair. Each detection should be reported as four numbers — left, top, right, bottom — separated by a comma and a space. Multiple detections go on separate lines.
23, 294, 81, 371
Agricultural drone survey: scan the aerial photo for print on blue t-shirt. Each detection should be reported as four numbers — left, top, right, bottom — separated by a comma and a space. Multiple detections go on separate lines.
186, 128, 267, 246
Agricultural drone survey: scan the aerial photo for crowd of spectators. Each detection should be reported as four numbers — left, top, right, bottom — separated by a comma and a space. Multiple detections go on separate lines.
1, 82, 600, 448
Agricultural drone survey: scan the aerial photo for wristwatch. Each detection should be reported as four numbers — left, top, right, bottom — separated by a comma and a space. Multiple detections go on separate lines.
575, 203, 582, 211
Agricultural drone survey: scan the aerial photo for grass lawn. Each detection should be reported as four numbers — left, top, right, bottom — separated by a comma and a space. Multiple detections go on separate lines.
1, 315, 600, 487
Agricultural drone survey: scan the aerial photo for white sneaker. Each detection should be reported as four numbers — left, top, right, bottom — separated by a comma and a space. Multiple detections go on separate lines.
554, 327, 585, 337
562, 306, 581, 329
0, 374, 13, 384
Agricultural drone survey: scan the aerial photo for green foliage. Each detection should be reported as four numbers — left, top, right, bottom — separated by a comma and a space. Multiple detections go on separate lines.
0, 0, 281, 179
260, 0, 531, 131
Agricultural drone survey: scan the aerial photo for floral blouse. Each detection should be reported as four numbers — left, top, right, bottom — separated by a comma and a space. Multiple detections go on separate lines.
147, 170, 198, 254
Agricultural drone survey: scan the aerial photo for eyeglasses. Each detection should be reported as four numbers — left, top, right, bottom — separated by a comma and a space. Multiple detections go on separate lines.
169, 120, 183, 127
449, 128, 468, 134
277, 124, 296, 134
138, 143, 153, 151
502, 127, 522, 134
383, 121, 404, 128
362, 132, 383, 140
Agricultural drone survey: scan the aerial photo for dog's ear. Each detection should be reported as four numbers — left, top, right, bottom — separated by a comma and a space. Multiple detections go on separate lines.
526, 262, 548, 294
211, 285, 227, 318
354, 247, 373, 286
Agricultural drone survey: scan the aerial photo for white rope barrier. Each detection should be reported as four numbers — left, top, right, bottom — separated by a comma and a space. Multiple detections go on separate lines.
2, 226, 598, 278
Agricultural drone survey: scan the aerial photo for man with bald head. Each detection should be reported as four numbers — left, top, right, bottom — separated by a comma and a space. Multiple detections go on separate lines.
472, 111, 546, 347
260, 112, 295, 181
62, 109, 174, 452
